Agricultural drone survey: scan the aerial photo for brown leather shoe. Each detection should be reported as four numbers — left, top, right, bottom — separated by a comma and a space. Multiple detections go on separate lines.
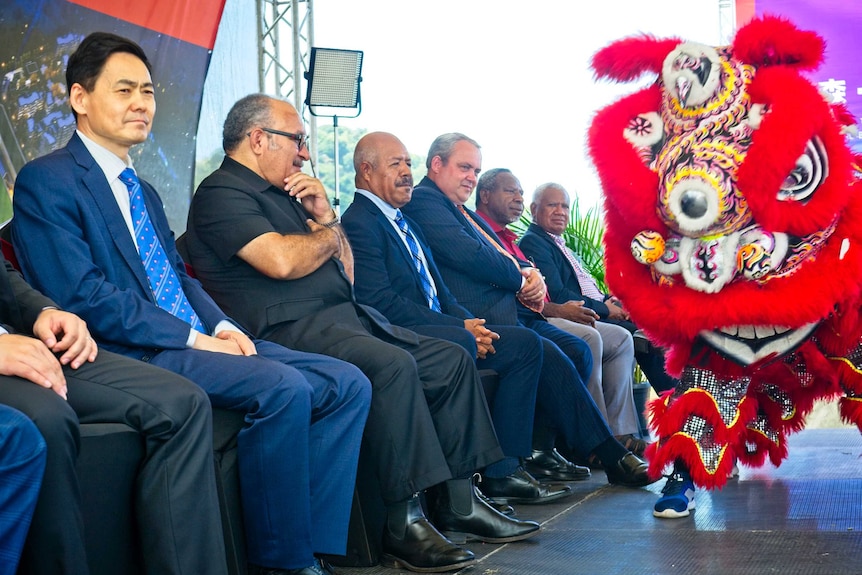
524, 449, 591, 482
479, 467, 573, 504
381, 495, 476, 573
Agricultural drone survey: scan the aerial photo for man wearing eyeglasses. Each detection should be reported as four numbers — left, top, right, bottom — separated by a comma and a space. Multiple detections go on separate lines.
184, 94, 541, 574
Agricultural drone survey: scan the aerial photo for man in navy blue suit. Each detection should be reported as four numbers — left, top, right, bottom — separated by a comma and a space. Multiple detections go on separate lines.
11, 32, 371, 575
352, 132, 651, 488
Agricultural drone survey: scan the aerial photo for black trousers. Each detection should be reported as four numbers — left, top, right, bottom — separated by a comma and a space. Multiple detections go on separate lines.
0, 349, 227, 575
269, 303, 503, 504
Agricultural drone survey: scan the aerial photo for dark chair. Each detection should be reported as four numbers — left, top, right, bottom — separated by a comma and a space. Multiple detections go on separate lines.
2, 223, 247, 575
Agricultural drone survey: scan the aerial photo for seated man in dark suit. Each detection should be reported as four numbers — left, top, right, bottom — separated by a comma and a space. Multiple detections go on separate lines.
0, 252, 226, 575
0, 404, 44, 575
342, 131, 591, 490
184, 94, 541, 573
402, 132, 653, 487
12, 33, 371, 575
474, 169, 649, 456
519, 182, 678, 395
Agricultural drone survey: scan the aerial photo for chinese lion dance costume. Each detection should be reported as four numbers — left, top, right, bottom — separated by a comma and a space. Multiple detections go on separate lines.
587, 14, 862, 500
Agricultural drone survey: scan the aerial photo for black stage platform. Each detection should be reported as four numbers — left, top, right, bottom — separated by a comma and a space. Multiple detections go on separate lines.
334, 427, 862, 575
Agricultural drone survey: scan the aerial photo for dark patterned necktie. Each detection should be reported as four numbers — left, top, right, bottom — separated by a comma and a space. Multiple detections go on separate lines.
395, 209, 441, 312
119, 168, 206, 333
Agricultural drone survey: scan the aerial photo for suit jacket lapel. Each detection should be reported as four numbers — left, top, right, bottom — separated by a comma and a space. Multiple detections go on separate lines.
352, 193, 425, 299
68, 135, 153, 296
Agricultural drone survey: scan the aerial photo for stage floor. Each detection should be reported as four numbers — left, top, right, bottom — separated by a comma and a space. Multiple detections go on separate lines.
334, 427, 862, 575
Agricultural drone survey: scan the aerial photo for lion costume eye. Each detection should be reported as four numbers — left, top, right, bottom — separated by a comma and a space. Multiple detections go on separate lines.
777, 137, 827, 203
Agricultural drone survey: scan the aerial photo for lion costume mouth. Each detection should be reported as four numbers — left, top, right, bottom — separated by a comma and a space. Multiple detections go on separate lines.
699, 322, 818, 365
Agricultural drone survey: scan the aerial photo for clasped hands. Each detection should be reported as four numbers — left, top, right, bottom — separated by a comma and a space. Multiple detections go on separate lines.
0, 308, 99, 399
517, 267, 546, 313
463, 318, 500, 359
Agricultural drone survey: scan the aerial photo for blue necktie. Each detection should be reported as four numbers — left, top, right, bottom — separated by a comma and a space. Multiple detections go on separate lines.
395, 210, 441, 312
119, 168, 206, 333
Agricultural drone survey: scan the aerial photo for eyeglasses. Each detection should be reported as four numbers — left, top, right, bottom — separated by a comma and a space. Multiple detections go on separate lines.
253, 127, 309, 151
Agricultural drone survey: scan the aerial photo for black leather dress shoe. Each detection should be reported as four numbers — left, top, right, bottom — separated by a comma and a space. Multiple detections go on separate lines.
604, 452, 655, 488
431, 479, 540, 544
479, 467, 573, 504
381, 496, 475, 573
524, 449, 591, 482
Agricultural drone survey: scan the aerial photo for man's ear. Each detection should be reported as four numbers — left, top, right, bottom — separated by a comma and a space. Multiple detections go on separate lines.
478, 188, 489, 206
359, 161, 374, 183
429, 155, 443, 174
246, 128, 267, 154
68, 83, 87, 117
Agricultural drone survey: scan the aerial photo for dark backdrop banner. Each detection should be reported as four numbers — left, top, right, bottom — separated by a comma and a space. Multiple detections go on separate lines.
0, 0, 226, 229
739, 1, 862, 153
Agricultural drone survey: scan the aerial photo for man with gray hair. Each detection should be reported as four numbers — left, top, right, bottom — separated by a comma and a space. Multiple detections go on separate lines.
519, 182, 678, 396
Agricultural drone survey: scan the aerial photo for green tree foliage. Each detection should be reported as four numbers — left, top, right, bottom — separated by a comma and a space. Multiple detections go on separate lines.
315, 124, 367, 209
194, 149, 225, 193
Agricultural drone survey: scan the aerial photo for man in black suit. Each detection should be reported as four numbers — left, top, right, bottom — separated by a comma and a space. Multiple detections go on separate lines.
0, 253, 228, 575
185, 94, 541, 573
403, 133, 654, 487
342, 131, 592, 489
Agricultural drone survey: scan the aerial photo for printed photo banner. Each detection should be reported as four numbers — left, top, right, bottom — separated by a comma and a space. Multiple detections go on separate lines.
738, 0, 862, 152
0, 0, 226, 228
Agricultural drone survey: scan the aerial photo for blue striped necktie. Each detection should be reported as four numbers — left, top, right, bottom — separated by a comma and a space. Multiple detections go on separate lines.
119, 168, 206, 333
395, 209, 441, 312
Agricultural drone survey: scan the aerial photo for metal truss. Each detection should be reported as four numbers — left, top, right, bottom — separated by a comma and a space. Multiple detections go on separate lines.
718, 0, 737, 44
256, 0, 320, 168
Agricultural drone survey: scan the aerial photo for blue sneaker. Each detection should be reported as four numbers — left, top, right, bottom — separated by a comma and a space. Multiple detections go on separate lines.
653, 471, 695, 518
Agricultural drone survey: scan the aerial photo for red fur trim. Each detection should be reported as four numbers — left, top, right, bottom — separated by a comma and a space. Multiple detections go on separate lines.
589, 89, 666, 231
817, 305, 862, 356
832, 103, 858, 129
838, 396, 862, 432
591, 36, 681, 82
647, 433, 735, 490
741, 68, 853, 235
732, 15, 824, 70
834, 357, 862, 396
735, 426, 788, 468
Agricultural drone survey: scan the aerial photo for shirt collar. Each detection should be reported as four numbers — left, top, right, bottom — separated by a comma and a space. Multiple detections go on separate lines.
355, 188, 399, 220
475, 209, 505, 233
76, 130, 133, 182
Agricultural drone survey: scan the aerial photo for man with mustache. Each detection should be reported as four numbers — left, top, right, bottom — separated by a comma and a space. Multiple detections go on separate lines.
183, 95, 541, 573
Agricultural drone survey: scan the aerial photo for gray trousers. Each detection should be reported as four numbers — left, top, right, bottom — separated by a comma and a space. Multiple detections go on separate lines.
547, 317, 641, 436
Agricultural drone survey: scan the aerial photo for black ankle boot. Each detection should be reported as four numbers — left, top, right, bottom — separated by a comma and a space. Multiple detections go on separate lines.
381, 493, 475, 573
431, 478, 540, 544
